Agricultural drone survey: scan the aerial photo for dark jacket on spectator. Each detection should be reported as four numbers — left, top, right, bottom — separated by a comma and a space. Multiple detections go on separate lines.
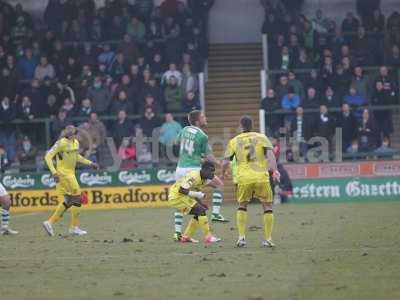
87, 85, 112, 114
358, 117, 378, 151
336, 112, 358, 150
111, 119, 134, 148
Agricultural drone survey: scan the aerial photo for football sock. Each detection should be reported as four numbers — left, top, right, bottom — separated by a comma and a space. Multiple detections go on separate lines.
174, 212, 183, 233
236, 208, 247, 238
183, 217, 198, 237
212, 190, 223, 215
198, 215, 211, 236
263, 210, 274, 241
1, 208, 9, 229
70, 206, 80, 228
48, 202, 68, 225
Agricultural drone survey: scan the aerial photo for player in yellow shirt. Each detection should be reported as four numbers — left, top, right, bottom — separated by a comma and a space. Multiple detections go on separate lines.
168, 161, 221, 244
222, 116, 280, 248
42, 125, 98, 236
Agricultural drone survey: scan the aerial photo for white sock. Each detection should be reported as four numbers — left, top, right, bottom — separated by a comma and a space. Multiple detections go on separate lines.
174, 212, 183, 233
212, 191, 223, 215
1, 208, 9, 229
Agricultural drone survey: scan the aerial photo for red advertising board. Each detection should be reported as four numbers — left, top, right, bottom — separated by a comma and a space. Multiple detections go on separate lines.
284, 160, 400, 179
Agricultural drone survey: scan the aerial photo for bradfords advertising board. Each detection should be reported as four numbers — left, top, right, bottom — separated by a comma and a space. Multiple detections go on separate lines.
9, 186, 169, 213
290, 177, 400, 203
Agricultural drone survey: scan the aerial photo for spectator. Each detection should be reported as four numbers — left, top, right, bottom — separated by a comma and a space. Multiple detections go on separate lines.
11, 16, 29, 46
164, 76, 184, 112
336, 103, 358, 151
110, 52, 127, 80
182, 91, 200, 113
0, 67, 18, 101
314, 105, 334, 140
118, 137, 137, 170
34, 55, 56, 81
126, 16, 146, 43
295, 48, 314, 69
341, 12, 360, 41
111, 110, 134, 148
97, 44, 115, 68
136, 142, 152, 168
344, 86, 367, 109
332, 64, 352, 98
288, 71, 305, 101
321, 86, 341, 108
17, 136, 37, 172
60, 97, 76, 118
118, 34, 140, 63
79, 98, 93, 117
18, 96, 36, 120
375, 66, 397, 98
141, 76, 164, 107
358, 109, 378, 151
17, 48, 38, 80
140, 107, 160, 137
386, 44, 400, 69
351, 66, 369, 99
87, 76, 112, 115
111, 90, 133, 115
353, 27, 373, 65
87, 112, 107, 157
346, 139, 360, 157
312, 9, 333, 34
305, 69, 324, 93
275, 74, 290, 100
51, 109, 72, 141
261, 88, 281, 135
161, 63, 182, 86
159, 113, 182, 159
141, 94, 162, 115
302, 87, 320, 109
181, 63, 198, 94
60, 56, 80, 83
281, 87, 300, 111
370, 81, 394, 139
375, 137, 397, 158
43, 94, 59, 119
114, 74, 139, 111
279, 46, 291, 71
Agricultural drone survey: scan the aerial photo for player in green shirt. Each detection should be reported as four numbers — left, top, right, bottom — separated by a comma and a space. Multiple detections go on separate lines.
173, 110, 228, 241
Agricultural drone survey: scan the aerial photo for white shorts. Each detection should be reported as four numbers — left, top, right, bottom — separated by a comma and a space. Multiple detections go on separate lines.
175, 167, 201, 181
0, 182, 8, 197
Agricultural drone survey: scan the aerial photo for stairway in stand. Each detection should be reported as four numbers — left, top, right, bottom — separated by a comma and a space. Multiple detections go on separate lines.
204, 43, 262, 202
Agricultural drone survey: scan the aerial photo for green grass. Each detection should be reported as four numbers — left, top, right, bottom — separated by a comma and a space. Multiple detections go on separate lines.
1, 203, 400, 300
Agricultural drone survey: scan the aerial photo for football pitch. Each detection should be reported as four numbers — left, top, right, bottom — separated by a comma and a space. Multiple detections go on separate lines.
1, 202, 400, 300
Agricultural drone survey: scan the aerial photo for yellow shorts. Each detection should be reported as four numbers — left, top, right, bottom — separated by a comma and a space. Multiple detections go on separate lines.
237, 181, 273, 203
56, 174, 81, 197
168, 195, 197, 214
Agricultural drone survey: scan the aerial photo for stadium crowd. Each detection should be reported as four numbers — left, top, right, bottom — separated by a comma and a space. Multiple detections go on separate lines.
0, 0, 214, 170
260, 0, 400, 159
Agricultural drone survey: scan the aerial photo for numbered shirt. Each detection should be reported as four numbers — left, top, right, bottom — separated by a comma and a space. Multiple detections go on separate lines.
225, 132, 273, 185
44, 138, 91, 176
177, 126, 210, 168
169, 170, 209, 199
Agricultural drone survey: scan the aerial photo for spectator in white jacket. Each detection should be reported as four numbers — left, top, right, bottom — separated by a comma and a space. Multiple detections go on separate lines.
34, 55, 55, 81
161, 63, 182, 86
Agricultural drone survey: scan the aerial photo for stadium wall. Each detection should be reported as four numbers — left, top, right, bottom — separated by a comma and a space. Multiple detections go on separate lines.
4, 160, 400, 213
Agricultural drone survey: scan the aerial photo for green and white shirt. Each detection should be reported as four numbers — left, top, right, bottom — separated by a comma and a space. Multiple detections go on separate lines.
176, 126, 210, 168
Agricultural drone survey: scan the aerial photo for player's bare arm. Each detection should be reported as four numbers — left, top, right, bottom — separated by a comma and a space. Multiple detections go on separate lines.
266, 148, 280, 182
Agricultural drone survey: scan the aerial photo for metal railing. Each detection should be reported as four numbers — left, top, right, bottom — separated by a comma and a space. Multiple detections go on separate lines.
0, 113, 187, 150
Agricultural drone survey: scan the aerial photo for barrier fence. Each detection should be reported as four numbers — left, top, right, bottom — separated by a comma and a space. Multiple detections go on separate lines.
5, 160, 400, 212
